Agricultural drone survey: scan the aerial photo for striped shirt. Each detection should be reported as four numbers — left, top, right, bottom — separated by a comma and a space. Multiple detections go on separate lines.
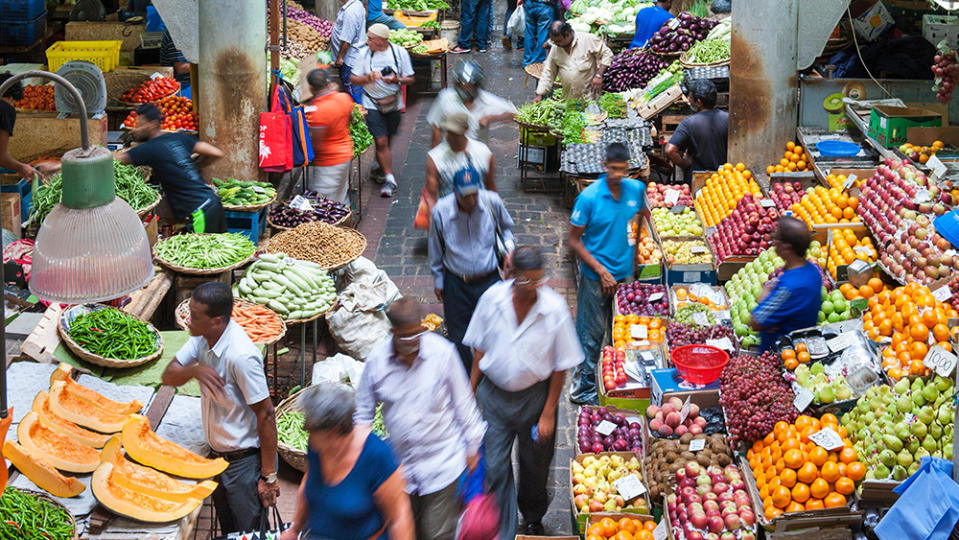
160, 31, 190, 85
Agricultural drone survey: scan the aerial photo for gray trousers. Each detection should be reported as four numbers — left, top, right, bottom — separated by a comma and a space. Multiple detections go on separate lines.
211, 452, 262, 534
477, 378, 554, 540
410, 479, 460, 540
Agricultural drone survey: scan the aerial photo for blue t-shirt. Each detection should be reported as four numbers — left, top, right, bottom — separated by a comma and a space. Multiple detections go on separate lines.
752, 262, 823, 352
570, 175, 646, 281
304, 432, 399, 539
630, 6, 674, 49
367, 0, 383, 21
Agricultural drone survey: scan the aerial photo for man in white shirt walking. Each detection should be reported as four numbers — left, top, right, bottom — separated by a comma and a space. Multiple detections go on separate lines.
355, 297, 487, 540
331, 0, 368, 103
464, 247, 583, 538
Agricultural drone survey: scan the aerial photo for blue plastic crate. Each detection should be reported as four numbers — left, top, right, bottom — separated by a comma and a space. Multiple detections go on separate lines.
0, 12, 46, 46
0, 0, 45, 19
225, 207, 267, 244
1, 178, 32, 218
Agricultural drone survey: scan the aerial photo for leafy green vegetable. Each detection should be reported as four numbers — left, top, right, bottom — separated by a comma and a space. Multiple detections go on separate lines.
386, 0, 448, 11
389, 28, 424, 46
410, 44, 429, 54
350, 105, 374, 157
561, 110, 587, 143
598, 93, 627, 119
420, 20, 441, 29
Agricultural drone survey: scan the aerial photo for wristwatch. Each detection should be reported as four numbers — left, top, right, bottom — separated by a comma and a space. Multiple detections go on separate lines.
260, 472, 277, 484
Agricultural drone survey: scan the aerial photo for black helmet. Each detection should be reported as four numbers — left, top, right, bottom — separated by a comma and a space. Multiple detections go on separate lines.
452, 61, 486, 89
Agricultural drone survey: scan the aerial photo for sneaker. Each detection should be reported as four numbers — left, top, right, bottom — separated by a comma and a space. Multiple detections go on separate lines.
501, 36, 512, 50
380, 181, 396, 198
478, 47, 488, 53
450, 46, 471, 54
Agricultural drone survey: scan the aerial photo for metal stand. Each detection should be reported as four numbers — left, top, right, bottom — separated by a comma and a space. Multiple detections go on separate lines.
348, 149, 368, 228
518, 124, 563, 193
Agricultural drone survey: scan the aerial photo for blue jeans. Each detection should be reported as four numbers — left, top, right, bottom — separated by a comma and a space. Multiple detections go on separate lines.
523, 1, 552, 66
338, 64, 363, 104
570, 274, 611, 404
367, 14, 406, 30
458, 0, 492, 49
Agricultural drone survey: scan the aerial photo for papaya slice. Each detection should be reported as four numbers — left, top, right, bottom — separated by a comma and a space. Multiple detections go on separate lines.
121, 415, 228, 479
49, 364, 143, 415
101, 436, 217, 502
48, 381, 129, 433
92, 462, 201, 523
3, 440, 85, 497
16, 411, 100, 473
32, 391, 110, 448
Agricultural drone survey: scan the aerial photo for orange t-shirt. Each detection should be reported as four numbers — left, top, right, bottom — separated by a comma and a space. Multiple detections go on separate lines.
305, 92, 355, 167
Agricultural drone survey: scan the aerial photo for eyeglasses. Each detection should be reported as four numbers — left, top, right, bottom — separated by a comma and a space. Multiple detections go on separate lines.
514, 274, 550, 287
396, 330, 428, 341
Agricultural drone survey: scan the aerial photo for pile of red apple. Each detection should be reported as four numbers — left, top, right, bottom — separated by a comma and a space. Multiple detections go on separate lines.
709, 193, 779, 260
646, 397, 709, 438
601, 346, 627, 391
647, 182, 693, 208
768, 182, 804, 212
668, 462, 758, 540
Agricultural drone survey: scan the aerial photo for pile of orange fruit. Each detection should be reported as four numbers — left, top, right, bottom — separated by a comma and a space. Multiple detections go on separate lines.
694, 163, 763, 227
898, 141, 945, 165
673, 286, 728, 310
747, 414, 865, 521
779, 342, 810, 371
766, 142, 812, 174
789, 186, 860, 227
865, 283, 959, 379
612, 314, 664, 350
824, 173, 861, 190
838, 277, 888, 301
826, 229, 877, 280
585, 516, 658, 540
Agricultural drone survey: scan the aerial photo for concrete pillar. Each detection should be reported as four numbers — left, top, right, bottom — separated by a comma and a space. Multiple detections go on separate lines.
198, 0, 267, 181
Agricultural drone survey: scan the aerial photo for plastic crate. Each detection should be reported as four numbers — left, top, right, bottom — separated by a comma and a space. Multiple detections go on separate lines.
0, 0, 45, 19
0, 11, 45, 46
46, 40, 122, 73
225, 207, 267, 244
1, 178, 32, 218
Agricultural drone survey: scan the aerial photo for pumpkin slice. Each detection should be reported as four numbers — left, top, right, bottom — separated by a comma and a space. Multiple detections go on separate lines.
48, 381, 129, 433
17, 411, 100, 473
100, 436, 217, 502
32, 391, 110, 448
50, 364, 144, 415
3, 440, 85, 497
121, 415, 228, 479
92, 462, 201, 523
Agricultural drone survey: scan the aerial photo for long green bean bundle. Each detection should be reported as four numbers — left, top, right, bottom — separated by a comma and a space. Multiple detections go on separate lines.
67, 308, 158, 360
154, 233, 255, 269
30, 161, 159, 226
278, 405, 388, 451
0, 487, 75, 540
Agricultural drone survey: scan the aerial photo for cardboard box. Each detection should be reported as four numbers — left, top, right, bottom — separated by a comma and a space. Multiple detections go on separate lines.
649, 368, 720, 407
849, 0, 894, 42
7, 113, 108, 163
571, 455, 653, 533
1, 193, 21, 238
923, 14, 959, 49
868, 106, 942, 148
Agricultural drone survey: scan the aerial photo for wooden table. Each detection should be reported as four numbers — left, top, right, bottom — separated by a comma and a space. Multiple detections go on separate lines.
410, 50, 449, 92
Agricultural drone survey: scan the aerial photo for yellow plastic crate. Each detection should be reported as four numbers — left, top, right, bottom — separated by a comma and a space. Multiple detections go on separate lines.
46, 40, 122, 73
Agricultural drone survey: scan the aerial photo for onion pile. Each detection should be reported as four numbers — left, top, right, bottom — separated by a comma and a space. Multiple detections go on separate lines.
602, 49, 669, 92
665, 322, 736, 349
284, 4, 333, 37
649, 12, 717, 54
577, 406, 643, 454
719, 352, 799, 447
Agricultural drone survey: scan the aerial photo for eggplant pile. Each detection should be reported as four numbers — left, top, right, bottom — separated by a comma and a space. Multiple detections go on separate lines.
649, 12, 718, 54
602, 49, 669, 92
269, 191, 350, 228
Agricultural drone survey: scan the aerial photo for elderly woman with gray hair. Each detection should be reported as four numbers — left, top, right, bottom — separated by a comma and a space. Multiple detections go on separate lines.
279, 384, 415, 540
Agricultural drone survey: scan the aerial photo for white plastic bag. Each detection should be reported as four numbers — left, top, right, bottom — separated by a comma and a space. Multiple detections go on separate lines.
325, 280, 397, 361
507, 6, 525, 41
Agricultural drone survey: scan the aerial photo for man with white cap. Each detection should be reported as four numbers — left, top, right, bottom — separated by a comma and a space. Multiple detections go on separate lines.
425, 110, 496, 218
351, 23, 415, 198
428, 165, 514, 373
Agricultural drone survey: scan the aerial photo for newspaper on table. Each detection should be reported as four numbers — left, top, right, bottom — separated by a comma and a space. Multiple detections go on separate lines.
155, 394, 210, 457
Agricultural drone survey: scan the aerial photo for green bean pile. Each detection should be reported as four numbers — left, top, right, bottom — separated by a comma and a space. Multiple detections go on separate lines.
0, 487, 75, 540
154, 233, 255, 269
31, 161, 158, 226
278, 405, 388, 450
67, 308, 158, 360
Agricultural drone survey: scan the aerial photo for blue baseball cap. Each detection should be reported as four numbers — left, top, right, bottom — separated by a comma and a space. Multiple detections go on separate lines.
453, 166, 481, 196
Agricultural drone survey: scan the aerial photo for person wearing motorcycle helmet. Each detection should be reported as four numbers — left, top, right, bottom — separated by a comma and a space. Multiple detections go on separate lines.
426, 61, 516, 147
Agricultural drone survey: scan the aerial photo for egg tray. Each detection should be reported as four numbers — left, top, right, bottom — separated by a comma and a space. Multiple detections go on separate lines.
561, 140, 649, 175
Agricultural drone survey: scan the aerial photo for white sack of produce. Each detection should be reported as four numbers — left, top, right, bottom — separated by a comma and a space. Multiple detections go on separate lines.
312, 353, 364, 386
334, 256, 401, 300
326, 280, 398, 361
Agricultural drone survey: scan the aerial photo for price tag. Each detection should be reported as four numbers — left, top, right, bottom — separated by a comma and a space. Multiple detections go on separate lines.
632, 340, 651, 347
679, 396, 691, 423
933, 286, 953, 303
688, 438, 706, 452
652, 520, 668, 540
759, 198, 776, 208
916, 189, 932, 203
667, 17, 680, 29
929, 154, 948, 180
923, 344, 958, 377
150, 72, 164, 80
670, 204, 687, 214
664, 189, 680, 206
692, 311, 710, 326
809, 427, 845, 450
706, 337, 734, 351
691, 245, 707, 254
683, 271, 701, 282
613, 473, 647, 501
852, 245, 871, 256
631, 325, 649, 339
905, 413, 917, 425
826, 333, 857, 352
842, 174, 857, 191
793, 387, 815, 412
626, 416, 643, 426
648, 292, 664, 303
252, 185, 266, 194
290, 195, 314, 212
639, 350, 656, 362
596, 420, 618, 436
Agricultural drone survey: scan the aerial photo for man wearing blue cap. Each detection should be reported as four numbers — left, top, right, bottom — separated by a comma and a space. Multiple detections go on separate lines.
428, 165, 515, 373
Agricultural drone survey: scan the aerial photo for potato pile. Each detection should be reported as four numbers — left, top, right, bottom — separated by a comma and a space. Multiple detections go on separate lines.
644, 433, 733, 502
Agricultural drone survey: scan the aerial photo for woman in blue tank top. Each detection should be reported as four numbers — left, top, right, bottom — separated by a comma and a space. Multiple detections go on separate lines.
280, 384, 414, 540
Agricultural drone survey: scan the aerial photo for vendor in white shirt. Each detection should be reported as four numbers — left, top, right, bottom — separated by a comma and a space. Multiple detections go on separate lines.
464, 247, 583, 539
355, 297, 487, 540
426, 61, 516, 147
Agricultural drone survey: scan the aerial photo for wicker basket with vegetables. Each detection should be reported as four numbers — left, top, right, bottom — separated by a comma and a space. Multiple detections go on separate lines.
58, 304, 163, 369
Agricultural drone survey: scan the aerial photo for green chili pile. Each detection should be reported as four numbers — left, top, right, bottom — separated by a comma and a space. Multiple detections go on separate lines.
154, 233, 255, 269
0, 487, 75, 540
278, 404, 388, 450
67, 308, 158, 360
30, 161, 158, 226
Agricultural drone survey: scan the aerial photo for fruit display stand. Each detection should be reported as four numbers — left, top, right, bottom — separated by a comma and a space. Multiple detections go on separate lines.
570, 453, 654, 534
597, 344, 667, 412
576, 406, 649, 456
661, 239, 718, 286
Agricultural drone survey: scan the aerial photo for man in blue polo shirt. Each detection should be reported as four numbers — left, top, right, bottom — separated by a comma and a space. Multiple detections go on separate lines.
630, 0, 673, 49
568, 142, 649, 405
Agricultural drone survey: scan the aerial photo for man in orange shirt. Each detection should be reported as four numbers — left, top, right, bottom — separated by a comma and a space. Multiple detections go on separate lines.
304, 69, 355, 204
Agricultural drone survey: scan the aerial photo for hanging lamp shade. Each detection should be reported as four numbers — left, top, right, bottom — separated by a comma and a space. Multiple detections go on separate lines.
29, 146, 154, 303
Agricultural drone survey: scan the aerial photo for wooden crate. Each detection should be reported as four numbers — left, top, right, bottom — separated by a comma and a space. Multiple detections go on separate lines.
65, 21, 146, 51
20, 304, 64, 363
658, 113, 689, 143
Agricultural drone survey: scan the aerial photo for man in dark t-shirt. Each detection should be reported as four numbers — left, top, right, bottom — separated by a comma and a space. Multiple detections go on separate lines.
665, 79, 729, 183
117, 103, 226, 233
0, 74, 41, 180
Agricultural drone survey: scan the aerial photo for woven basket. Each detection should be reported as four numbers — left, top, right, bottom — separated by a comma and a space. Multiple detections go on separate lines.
135, 192, 161, 218
175, 297, 287, 346
221, 191, 277, 212
514, 118, 552, 131
679, 50, 730, 68
266, 209, 352, 231
524, 62, 544, 80
275, 386, 313, 472
153, 234, 256, 276
264, 224, 367, 271
7, 488, 79, 540
58, 304, 163, 369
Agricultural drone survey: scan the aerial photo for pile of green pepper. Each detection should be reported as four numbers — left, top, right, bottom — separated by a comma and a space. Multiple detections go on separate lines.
67, 308, 158, 360
278, 404, 388, 450
214, 178, 277, 207
30, 161, 158, 227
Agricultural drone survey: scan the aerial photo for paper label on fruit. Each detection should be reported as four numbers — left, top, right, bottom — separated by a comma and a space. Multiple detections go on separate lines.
759, 198, 776, 208
668, 17, 680, 29
613, 473, 647, 501
252, 185, 266, 194
648, 292, 664, 303
691, 245, 708, 254
842, 174, 857, 191
688, 438, 706, 452
150, 72, 164, 80
706, 337, 734, 351
923, 344, 958, 377
793, 387, 814, 412
692, 312, 710, 326
826, 333, 857, 352
596, 420, 618, 436
929, 154, 948, 180
651, 519, 668, 540
679, 395, 691, 423
916, 189, 932, 203
932, 286, 953, 302
809, 427, 844, 450
631, 325, 648, 339
905, 413, 917, 425
664, 189, 680, 205
291, 195, 314, 212
670, 204, 687, 214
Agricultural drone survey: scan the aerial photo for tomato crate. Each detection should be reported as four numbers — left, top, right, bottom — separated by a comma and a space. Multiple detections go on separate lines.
0, 12, 46, 47
225, 207, 267, 244
0, 0, 45, 19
